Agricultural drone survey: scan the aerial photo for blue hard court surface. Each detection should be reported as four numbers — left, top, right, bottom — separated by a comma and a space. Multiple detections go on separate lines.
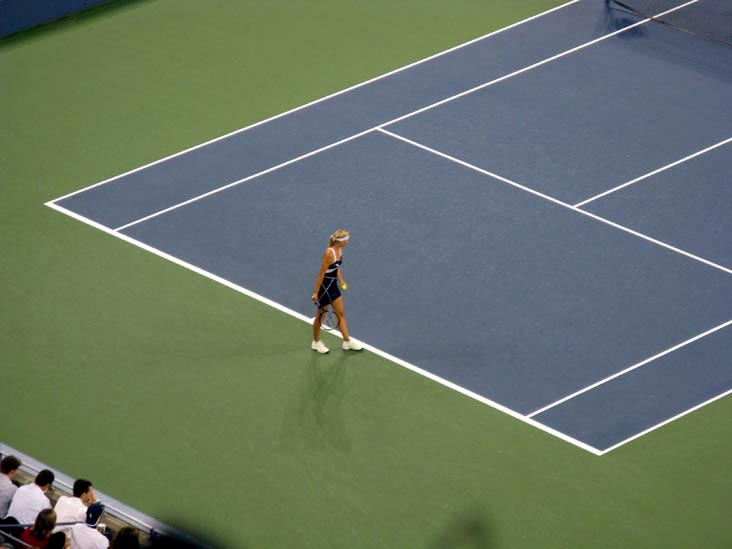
51, 0, 732, 452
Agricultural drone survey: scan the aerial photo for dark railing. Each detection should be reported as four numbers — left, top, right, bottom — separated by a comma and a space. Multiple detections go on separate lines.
0, 521, 81, 529
0, 527, 32, 548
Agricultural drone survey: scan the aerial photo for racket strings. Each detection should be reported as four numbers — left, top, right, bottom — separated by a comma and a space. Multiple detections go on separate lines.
317, 278, 340, 330
320, 306, 339, 330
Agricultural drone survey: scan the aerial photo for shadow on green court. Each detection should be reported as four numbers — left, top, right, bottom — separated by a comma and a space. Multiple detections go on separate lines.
147, 520, 232, 549
279, 351, 355, 454
429, 507, 495, 549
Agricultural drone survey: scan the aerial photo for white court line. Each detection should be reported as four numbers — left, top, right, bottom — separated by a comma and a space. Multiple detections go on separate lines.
114, 129, 374, 231
379, 127, 732, 450
377, 128, 732, 276
598, 387, 732, 454
47, 0, 582, 205
109, 1, 698, 232
45, 200, 602, 456
527, 319, 732, 418
46, 0, 709, 455
574, 136, 732, 208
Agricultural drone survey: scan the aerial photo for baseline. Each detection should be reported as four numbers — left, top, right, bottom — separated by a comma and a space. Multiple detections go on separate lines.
533, 323, 732, 451
115, 130, 731, 439
44, 201, 601, 456
527, 319, 732, 417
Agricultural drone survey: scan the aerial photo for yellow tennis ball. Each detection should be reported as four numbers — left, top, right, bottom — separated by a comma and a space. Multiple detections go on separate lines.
341, 283, 348, 290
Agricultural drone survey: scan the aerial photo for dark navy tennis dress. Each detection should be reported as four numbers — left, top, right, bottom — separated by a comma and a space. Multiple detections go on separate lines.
317, 248, 342, 307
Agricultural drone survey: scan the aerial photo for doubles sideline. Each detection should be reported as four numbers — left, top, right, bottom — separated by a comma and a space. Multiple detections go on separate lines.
45, 199, 604, 456
106, 0, 696, 232
48, 0, 584, 206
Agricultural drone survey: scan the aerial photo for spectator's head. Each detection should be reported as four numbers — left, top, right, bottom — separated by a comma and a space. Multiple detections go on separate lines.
35, 469, 55, 492
73, 479, 95, 505
30, 508, 57, 541
112, 526, 141, 549
0, 456, 21, 479
85, 502, 105, 528
47, 532, 69, 549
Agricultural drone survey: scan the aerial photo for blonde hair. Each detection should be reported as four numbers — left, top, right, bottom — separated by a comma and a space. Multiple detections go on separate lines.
328, 229, 350, 246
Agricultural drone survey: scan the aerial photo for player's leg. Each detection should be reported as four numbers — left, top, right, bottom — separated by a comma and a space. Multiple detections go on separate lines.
313, 308, 322, 340
311, 306, 329, 353
331, 298, 349, 339
332, 298, 362, 351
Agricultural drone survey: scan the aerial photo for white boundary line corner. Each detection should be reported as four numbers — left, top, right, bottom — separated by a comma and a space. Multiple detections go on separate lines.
114, 129, 374, 231
598, 387, 732, 454
45, 200, 600, 456
527, 319, 732, 418
375, 128, 732, 453
43, 0, 717, 456
46, 0, 582, 206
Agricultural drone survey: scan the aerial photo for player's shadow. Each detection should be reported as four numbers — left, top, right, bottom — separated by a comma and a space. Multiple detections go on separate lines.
279, 349, 353, 453
429, 508, 495, 549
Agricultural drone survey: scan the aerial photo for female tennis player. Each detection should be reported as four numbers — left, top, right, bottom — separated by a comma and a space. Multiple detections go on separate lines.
311, 229, 363, 353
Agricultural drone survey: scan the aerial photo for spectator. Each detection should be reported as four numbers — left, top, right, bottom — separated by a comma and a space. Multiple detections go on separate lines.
68, 502, 108, 549
55, 479, 96, 525
20, 508, 57, 548
110, 527, 139, 549
47, 531, 70, 549
0, 456, 21, 518
6, 469, 54, 524
46, 532, 71, 549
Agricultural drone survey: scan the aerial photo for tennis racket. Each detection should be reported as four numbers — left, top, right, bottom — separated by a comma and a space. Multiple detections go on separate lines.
318, 304, 340, 331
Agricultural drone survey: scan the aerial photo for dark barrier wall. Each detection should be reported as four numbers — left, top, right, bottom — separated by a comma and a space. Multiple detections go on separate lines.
0, 0, 112, 38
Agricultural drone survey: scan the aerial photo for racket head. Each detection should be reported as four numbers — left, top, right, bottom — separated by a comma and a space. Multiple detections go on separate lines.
319, 307, 339, 331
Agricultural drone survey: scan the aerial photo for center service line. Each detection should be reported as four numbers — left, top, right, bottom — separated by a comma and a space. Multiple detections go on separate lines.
376, 128, 732, 276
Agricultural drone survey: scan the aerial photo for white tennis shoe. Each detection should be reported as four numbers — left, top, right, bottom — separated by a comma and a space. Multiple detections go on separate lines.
342, 340, 363, 351
311, 340, 330, 354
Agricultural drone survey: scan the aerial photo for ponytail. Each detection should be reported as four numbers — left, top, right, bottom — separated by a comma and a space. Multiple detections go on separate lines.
328, 229, 350, 246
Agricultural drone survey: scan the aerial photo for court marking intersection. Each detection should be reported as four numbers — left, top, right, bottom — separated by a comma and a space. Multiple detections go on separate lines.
573, 135, 732, 208
374, 127, 732, 452
47, 121, 732, 456
51, 0, 698, 227
59, 2, 728, 279
45, 0, 730, 455
48, 0, 584, 206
